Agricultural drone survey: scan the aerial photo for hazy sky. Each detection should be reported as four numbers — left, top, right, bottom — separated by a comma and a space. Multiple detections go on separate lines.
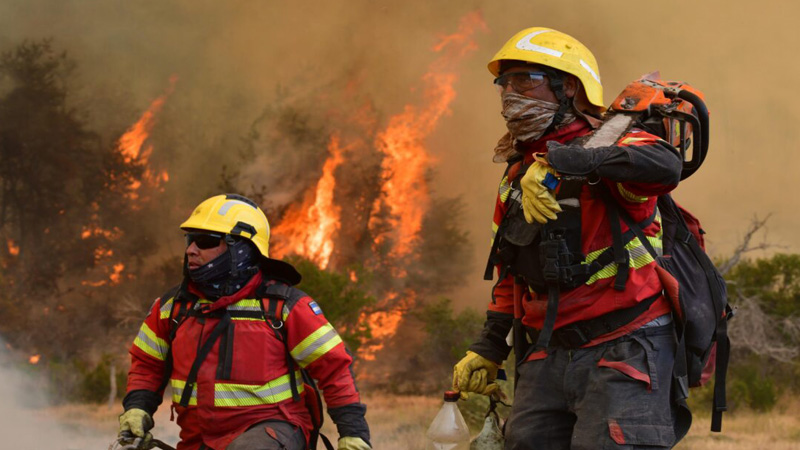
1, 0, 796, 310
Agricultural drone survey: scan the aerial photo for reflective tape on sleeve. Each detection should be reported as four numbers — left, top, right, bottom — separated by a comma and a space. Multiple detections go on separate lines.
133, 323, 169, 361
158, 298, 174, 320
290, 323, 343, 368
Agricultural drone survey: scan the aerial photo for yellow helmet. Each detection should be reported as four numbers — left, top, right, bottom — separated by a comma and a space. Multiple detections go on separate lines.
180, 194, 271, 257
488, 27, 604, 108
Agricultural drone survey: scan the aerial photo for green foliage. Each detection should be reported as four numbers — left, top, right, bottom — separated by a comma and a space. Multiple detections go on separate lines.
41, 355, 126, 404
689, 355, 780, 413
414, 298, 485, 362
289, 256, 376, 352
727, 253, 800, 317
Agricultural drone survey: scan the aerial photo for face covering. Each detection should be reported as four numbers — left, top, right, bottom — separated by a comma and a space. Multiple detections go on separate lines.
493, 92, 577, 163
188, 238, 259, 299
502, 92, 576, 142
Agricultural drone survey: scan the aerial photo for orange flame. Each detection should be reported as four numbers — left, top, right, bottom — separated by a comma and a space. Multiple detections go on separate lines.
371, 11, 486, 256
358, 309, 405, 361
7, 239, 19, 256
109, 263, 125, 285
271, 135, 346, 269
29, 354, 40, 364
118, 75, 178, 201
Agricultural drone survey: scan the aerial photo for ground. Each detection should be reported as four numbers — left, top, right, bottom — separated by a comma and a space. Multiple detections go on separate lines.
14, 394, 800, 449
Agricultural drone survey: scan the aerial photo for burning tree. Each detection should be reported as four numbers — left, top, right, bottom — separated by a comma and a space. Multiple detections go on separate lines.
223, 12, 488, 391
0, 40, 177, 400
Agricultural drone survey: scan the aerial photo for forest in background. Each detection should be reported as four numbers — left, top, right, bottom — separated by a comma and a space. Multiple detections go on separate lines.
0, 38, 798, 427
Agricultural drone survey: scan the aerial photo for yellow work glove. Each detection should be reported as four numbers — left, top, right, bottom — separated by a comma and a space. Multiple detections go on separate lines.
452, 351, 500, 398
338, 436, 372, 450
520, 160, 562, 224
118, 408, 154, 448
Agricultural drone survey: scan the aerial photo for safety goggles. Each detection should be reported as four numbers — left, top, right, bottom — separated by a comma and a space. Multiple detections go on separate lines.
185, 232, 225, 249
493, 71, 548, 93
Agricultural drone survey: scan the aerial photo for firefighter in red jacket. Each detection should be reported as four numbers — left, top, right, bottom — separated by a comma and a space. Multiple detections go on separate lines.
452, 28, 685, 448
118, 194, 371, 450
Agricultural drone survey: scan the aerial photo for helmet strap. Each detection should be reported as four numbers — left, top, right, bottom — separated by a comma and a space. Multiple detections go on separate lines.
541, 68, 571, 136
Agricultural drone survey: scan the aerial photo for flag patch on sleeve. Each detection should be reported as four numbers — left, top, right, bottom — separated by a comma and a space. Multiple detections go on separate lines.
309, 301, 322, 315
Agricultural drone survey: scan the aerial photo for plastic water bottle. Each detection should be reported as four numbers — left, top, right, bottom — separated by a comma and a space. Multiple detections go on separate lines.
426, 391, 470, 450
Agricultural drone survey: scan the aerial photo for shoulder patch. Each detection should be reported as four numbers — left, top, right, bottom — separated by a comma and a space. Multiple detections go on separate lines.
308, 301, 322, 315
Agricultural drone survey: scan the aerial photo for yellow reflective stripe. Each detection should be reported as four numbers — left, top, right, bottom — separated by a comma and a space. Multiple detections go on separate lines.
585, 235, 663, 285
620, 136, 649, 145
499, 176, 512, 203
617, 183, 648, 203
290, 323, 343, 368
229, 299, 262, 310
214, 371, 303, 407
159, 297, 174, 319
491, 222, 499, 240
170, 379, 197, 406
228, 298, 265, 321
133, 323, 169, 361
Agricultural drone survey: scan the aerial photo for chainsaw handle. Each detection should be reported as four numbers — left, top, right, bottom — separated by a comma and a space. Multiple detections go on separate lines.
674, 89, 710, 180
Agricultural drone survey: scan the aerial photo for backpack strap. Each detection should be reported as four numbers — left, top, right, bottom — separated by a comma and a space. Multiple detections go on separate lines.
158, 284, 198, 394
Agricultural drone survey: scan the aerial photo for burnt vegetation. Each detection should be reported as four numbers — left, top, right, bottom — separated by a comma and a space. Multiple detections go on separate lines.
0, 39, 798, 413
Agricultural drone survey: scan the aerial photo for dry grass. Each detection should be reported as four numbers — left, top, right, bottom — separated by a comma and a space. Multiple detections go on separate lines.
31, 394, 800, 449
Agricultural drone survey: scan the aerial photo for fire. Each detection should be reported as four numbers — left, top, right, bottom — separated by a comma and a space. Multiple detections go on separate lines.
371, 11, 487, 256
81, 225, 123, 240
357, 308, 405, 361
271, 135, 346, 269
269, 12, 487, 362
7, 239, 19, 256
29, 354, 40, 364
117, 75, 177, 202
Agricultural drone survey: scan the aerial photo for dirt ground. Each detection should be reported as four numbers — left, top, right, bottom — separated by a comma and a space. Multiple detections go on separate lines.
24, 394, 800, 449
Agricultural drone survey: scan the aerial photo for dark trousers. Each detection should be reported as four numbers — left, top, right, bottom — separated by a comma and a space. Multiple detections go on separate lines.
505, 325, 679, 449
225, 420, 306, 450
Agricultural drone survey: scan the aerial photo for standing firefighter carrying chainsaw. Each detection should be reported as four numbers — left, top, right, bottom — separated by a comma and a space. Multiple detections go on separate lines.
453, 28, 690, 449
117, 194, 371, 450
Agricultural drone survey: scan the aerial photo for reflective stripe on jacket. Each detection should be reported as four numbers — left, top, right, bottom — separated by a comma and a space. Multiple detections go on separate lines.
485, 120, 677, 353
126, 270, 360, 450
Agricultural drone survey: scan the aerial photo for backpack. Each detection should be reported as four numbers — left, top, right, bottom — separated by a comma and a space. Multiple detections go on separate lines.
591, 72, 733, 435
159, 281, 335, 450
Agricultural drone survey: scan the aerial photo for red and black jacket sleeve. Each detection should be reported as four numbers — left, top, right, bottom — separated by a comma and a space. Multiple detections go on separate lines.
284, 294, 370, 444
123, 288, 180, 415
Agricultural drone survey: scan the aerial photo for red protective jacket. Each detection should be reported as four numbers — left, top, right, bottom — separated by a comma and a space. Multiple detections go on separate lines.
126, 271, 364, 450
471, 119, 682, 363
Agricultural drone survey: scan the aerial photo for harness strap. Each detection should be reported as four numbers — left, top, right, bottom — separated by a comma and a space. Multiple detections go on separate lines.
605, 195, 630, 291
584, 206, 658, 278
159, 288, 196, 394
179, 312, 232, 408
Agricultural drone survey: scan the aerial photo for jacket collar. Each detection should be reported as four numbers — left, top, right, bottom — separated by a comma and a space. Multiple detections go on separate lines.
187, 270, 264, 312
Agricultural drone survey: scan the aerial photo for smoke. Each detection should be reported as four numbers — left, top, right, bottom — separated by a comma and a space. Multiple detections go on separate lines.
0, 1, 796, 308
0, 342, 180, 449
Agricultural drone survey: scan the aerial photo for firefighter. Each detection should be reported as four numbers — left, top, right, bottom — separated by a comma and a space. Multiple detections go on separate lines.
452, 28, 685, 448
118, 194, 371, 450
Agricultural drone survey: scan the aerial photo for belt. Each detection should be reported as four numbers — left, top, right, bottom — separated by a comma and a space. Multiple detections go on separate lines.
526, 292, 662, 349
